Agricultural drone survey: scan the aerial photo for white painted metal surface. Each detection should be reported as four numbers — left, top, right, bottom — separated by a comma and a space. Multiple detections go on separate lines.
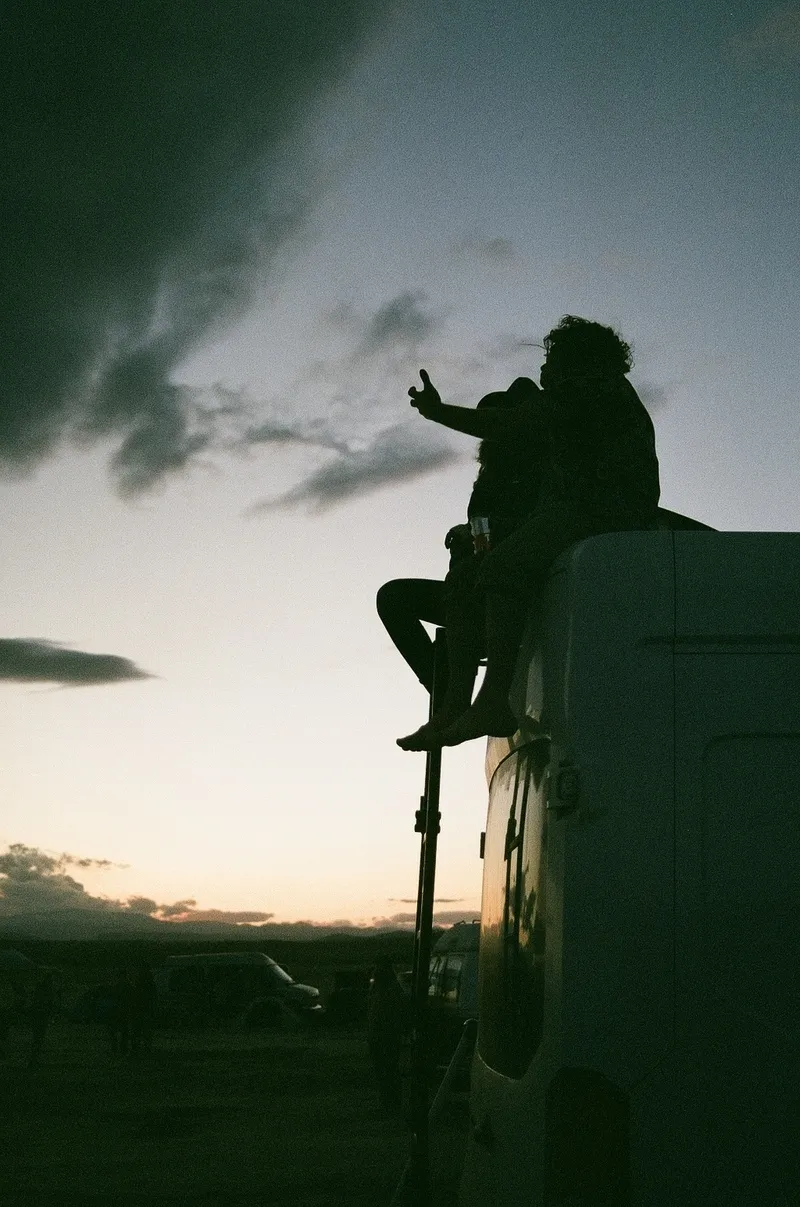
461, 531, 800, 1207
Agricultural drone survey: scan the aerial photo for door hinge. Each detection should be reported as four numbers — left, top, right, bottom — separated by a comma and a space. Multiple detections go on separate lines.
547, 762, 581, 813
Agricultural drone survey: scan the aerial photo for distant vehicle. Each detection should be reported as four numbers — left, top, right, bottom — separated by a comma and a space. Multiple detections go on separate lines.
429, 921, 479, 1021
427, 921, 479, 1065
153, 952, 323, 1026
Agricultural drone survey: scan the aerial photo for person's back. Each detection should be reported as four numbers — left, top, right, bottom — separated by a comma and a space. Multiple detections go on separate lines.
544, 372, 659, 521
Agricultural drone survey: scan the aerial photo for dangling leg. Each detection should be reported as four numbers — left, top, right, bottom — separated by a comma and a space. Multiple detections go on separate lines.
435, 591, 529, 744
412, 591, 528, 747
376, 578, 445, 691
397, 556, 485, 749
396, 619, 482, 749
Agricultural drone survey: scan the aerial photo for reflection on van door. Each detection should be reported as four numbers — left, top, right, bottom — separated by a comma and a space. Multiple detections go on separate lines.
478, 738, 549, 1081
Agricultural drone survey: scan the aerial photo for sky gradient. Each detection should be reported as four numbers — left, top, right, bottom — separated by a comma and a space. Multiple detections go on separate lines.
2, 1, 798, 932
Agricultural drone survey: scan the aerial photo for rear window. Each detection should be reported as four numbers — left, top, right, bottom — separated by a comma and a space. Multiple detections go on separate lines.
478, 739, 549, 1078
440, 955, 463, 1002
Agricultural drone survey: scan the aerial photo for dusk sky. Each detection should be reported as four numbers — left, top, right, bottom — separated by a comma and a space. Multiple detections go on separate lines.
2, 1, 798, 932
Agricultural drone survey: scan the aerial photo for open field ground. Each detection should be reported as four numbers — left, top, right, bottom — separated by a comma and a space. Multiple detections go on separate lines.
0, 1020, 409, 1206
0, 1018, 468, 1207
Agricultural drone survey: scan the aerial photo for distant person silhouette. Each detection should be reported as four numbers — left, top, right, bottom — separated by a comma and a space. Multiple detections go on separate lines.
27, 970, 57, 1069
130, 963, 157, 1054
377, 377, 544, 727
366, 959, 408, 1116
107, 969, 134, 1055
0, 971, 17, 1052
399, 315, 660, 747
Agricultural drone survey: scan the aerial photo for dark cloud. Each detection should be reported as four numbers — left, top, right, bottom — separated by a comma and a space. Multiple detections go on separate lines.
372, 910, 480, 928
356, 291, 440, 357
244, 421, 324, 449
0, 639, 152, 686
247, 422, 460, 513
244, 416, 347, 454
161, 907, 276, 925
635, 381, 669, 414
388, 897, 464, 904
0, 844, 272, 926
455, 233, 519, 263
728, 6, 800, 65
0, 845, 130, 916
1, 2, 385, 493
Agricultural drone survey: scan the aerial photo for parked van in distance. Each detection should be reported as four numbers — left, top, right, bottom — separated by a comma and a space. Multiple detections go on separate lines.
154, 952, 322, 1025
427, 921, 479, 1065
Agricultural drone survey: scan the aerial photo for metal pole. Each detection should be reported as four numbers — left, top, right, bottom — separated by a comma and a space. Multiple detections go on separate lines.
406, 627, 446, 1206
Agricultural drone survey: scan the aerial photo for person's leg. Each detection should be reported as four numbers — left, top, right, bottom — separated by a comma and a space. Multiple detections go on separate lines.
396, 561, 485, 749
396, 624, 480, 749
416, 507, 580, 748
434, 591, 528, 743
376, 579, 445, 691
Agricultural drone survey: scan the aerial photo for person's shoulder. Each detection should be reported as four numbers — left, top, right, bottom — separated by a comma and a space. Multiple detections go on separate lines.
550, 373, 620, 409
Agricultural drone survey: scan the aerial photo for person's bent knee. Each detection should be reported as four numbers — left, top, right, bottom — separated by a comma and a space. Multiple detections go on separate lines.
376, 579, 406, 619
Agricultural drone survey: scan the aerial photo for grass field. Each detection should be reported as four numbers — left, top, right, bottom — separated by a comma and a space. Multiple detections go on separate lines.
0, 1016, 468, 1207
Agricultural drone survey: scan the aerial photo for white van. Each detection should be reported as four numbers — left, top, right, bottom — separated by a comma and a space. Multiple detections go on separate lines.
429, 921, 480, 1022
460, 531, 800, 1206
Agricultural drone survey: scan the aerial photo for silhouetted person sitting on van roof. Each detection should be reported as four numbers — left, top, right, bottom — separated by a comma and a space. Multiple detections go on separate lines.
377, 377, 544, 724
398, 315, 660, 748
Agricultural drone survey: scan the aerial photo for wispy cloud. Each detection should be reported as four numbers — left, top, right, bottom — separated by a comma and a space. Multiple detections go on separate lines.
635, 381, 669, 414
0, 2, 387, 493
247, 423, 460, 513
0, 639, 152, 687
236, 290, 479, 511
356, 291, 441, 357
454, 233, 519, 264
728, 5, 800, 65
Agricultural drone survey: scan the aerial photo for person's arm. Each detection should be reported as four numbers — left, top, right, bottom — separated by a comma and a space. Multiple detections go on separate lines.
409, 369, 547, 441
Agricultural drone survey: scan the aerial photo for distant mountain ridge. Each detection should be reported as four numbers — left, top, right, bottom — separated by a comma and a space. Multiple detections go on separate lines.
0, 908, 415, 943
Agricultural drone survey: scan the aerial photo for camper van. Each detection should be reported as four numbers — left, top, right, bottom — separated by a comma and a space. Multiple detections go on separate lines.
459, 530, 800, 1206
427, 920, 479, 1065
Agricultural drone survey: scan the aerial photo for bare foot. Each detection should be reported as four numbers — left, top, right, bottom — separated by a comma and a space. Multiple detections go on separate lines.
396, 706, 468, 750
435, 699, 517, 747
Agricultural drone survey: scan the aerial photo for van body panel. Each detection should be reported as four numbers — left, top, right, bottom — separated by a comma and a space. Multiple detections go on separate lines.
461, 531, 800, 1207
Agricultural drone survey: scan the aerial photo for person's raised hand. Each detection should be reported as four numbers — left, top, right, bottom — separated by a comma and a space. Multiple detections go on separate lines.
408, 369, 442, 418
